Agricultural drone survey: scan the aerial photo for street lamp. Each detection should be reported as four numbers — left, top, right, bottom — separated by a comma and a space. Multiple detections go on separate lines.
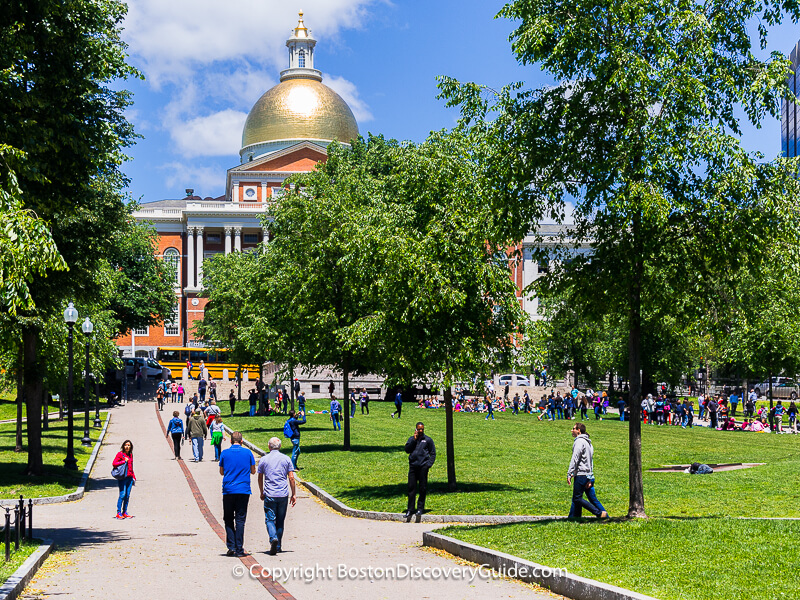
63, 302, 79, 470
81, 317, 93, 447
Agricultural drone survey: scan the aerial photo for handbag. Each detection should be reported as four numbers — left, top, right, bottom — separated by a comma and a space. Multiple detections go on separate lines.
111, 460, 128, 480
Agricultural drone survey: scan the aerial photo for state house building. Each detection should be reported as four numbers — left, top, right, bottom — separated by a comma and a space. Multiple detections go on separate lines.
117, 13, 570, 358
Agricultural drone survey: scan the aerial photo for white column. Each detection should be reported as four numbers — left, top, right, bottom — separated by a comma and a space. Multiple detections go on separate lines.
196, 226, 204, 287
261, 181, 268, 205
186, 227, 195, 289
224, 227, 232, 254
234, 227, 242, 252
232, 180, 239, 204
262, 227, 269, 247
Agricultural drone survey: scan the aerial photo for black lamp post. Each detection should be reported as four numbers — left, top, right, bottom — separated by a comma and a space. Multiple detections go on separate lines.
63, 302, 79, 470
81, 317, 93, 447
93, 374, 102, 428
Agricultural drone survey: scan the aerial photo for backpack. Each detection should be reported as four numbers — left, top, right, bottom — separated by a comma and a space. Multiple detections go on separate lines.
283, 418, 294, 439
170, 418, 184, 433
185, 403, 193, 416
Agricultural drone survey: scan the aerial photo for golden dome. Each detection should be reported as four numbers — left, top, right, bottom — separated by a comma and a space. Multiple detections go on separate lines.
241, 78, 359, 148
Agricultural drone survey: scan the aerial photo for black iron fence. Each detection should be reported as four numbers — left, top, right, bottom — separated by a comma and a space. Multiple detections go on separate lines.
2, 496, 33, 562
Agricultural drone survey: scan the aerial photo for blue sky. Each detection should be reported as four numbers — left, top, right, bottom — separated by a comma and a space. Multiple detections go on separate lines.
120, 0, 800, 203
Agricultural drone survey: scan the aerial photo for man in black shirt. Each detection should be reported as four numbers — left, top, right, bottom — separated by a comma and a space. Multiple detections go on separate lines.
404, 422, 436, 522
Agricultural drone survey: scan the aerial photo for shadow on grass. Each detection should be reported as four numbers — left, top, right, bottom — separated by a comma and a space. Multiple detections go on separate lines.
303, 443, 401, 454
335, 481, 526, 502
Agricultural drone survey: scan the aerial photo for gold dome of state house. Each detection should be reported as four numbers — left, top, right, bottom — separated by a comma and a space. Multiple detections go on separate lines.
241, 77, 359, 148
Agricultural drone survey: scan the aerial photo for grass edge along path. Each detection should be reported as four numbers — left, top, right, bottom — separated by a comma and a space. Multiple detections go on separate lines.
0, 539, 40, 587
438, 518, 800, 600
226, 399, 800, 518
0, 413, 109, 500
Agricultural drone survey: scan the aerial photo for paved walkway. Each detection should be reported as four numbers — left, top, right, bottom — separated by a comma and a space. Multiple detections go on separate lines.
25, 399, 556, 600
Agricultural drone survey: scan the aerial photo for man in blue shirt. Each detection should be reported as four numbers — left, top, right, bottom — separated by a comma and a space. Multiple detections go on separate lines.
257, 436, 297, 555
330, 397, 342, 431
218, 431, 256, 557
391, 388, 403, 418
286, 410, 306, 469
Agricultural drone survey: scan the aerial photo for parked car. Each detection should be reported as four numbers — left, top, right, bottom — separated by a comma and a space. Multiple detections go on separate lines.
753, 377, 798, 399
124, 357, 165, 378
498, 374, 530, 387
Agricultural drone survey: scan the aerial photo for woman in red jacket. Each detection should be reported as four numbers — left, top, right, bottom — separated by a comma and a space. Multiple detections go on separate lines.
113, 440, 136, 519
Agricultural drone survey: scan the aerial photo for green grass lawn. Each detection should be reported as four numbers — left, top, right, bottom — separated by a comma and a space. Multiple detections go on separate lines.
0, 539, 40, 586
439, 519, 800, 600
226, 400, 800, 517
0, 414, 107, 499
0, 390, 62, 422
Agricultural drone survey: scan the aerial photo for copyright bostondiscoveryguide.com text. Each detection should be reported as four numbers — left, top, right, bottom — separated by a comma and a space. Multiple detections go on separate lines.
232, 562, 567, 584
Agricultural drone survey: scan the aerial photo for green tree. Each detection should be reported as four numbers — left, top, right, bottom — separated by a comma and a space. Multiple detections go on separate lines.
0, 0, 140, 474
441, 0, 800, 516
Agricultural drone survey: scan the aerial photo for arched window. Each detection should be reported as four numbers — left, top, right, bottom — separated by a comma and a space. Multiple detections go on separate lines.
298, 49, 305, 68
163, 247, 180, 284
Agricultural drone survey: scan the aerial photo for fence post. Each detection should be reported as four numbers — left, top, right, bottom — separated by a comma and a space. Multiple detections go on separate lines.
18, 496, 24, 541
4, 508, 9, 561
13, 506, 19, 551
28, 499, 33, 540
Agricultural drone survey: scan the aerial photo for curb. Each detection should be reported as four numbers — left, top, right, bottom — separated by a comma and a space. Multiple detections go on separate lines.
0, 414, 111, 506
0, 539, 53, 600
227, 425, 566, 524
422, 531, 659, 600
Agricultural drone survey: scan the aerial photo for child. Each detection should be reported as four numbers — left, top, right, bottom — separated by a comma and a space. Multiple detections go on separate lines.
210, 415, 225, 461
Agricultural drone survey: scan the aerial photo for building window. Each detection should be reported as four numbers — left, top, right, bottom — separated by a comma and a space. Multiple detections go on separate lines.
538, 256, 550, 274
298, 49, 306, 68
311, 384, 320, 393
134, 327, 149, 336
206, 233, 221, 244
243, 233, 259, 244
270, 187, 285, 199
163, 248, 180, 285
164, 307, 179, 336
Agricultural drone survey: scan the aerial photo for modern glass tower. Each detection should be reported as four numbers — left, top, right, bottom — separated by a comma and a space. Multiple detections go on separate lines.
782, 40, 800, 157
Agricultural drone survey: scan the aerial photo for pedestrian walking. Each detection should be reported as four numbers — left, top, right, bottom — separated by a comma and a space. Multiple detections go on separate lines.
284, 410, 306, 469
219, 431, 256, 557
209, 376, 217, 401
484, 395, 495, 420
404, 422, 436, 522
360, 388, 370, 415
567, 423, 608, 520
113, 440, 136, 519
166, 411, 184, 459
330, 397, 342, 431
257, 437, 297, 555
187, 409, 208, 461
391, 388, 403, 418
229, 389, 236, 416
210, 415, 225, 461
177, 383, 184, 403
349, 389, 357, 418
186, 360, 193, 380
170, 380, 178, 402
198, 377, 208, 404
156, 386, 165, 411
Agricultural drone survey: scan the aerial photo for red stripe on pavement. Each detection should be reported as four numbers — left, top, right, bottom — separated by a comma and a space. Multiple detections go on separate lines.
156, 405, 296, 599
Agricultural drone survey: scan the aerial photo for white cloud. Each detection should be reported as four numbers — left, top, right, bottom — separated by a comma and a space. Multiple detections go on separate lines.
170, 110, 248, 157
160, 162, 224, 195
324, 74, 374, 123
124, 0, 375, 86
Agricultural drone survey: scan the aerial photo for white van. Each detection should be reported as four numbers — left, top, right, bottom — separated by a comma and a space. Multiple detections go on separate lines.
124, 357, 165, 378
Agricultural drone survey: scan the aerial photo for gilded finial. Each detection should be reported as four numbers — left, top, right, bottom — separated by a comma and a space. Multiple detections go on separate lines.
295, 10, 308, 37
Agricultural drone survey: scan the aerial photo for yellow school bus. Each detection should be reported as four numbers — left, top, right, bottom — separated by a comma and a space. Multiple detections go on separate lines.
155, 347, 261, 380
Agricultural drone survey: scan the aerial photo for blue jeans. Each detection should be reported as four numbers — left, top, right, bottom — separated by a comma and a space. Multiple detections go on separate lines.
290, 438, 300, 468
332, 413, 341, 430
264, 496, 289, 549
547, 407, 555, 420
117, 476, 134, 514
568, 475, 605, 518
213, 442, 222, 461
199, 389, 206, 404
351, 401, 356, 418
485, 406, 494, 420
249, 404, 256, 416
191, 436, 204, 461
618, 404, 626, 421
557, 407, 563, 419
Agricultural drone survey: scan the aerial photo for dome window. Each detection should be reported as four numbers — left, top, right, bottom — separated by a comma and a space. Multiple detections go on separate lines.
298, 49, 306, 68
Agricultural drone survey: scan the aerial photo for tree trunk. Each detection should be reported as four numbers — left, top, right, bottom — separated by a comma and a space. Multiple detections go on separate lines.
343, 366, 350, 451
42, 389, 49, 431
768, 369, 773, 410
23, 327, 44, 476
15, 347, 23, 452
290, 363, 295, 413
444, 386, 456, 490
627, 262, 647, 518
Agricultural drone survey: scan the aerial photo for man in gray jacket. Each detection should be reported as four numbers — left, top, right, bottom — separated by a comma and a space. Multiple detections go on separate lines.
567, 422, 608, 519
187, 410, 208, 462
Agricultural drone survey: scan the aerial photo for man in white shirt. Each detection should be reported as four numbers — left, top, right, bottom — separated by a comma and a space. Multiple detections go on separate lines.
257, 437, 297, 555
